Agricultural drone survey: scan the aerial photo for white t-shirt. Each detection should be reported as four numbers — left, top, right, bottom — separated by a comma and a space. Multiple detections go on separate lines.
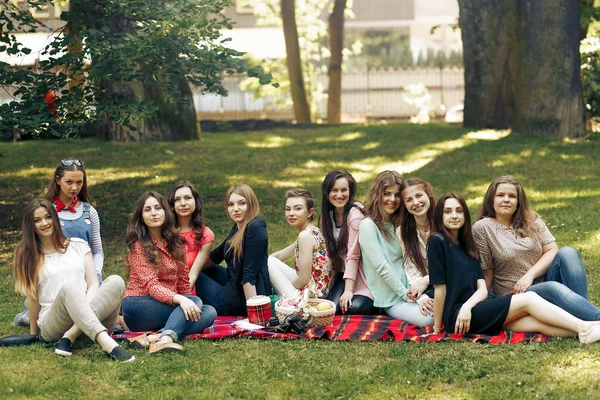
37, 238, 90, 327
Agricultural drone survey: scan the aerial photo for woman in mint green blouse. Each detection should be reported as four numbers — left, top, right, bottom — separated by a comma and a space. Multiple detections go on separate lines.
358, 171, 434, 326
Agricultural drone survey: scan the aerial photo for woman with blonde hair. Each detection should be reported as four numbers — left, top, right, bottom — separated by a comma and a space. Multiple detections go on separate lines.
473, 175, 600, 321
359, 171, 433, 326
196, 184, 272, 315
14, 198, 133, 361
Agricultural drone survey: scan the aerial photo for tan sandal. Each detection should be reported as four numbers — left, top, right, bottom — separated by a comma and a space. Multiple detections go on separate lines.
148, 341, 184, 354
127, 333, 156, 349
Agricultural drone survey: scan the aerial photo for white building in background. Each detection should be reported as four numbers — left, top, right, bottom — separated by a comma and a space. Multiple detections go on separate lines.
221, 0, 462, 63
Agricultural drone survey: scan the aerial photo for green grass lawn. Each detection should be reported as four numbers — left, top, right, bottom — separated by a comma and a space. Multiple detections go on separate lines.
1, 123, 600, 399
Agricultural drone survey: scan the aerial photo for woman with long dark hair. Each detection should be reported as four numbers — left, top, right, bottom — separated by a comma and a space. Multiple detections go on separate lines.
167, 181, 218, 295
122, 191, 216, 354
319, 170, 374, 314
398, 178, 436, 318
429, 193, 600, 342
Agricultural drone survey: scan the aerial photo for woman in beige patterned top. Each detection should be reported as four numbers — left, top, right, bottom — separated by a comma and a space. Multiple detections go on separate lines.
473, 175, 600, 321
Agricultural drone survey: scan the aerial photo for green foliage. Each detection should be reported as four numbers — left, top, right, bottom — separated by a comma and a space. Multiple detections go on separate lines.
240, 0, 356, 119
0, 0, 273, 138
581, 37, 600, 123
1, 124, 600, 397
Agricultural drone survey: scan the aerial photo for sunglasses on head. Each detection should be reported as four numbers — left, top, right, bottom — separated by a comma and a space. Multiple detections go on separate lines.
60, 159, 84, 167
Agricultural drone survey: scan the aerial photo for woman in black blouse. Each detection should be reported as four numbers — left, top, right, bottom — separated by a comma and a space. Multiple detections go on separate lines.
429, 193, 600, 343
195, 184, 272, 315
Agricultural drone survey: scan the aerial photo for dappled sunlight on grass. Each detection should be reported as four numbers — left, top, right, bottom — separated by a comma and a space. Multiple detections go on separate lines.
559, 154, 585, 160
226, 174, 303, 189
245, 135, 295, 148
362, 142, 380, 150
528, 189, 600, 201
489, 149, 533, 168
85, 168, 152, 186
303, 160, 322, 169
377, 136, 474, 174
464, 129, 511, 141
577, 229, 600, 253
314, 131, 365, 143
546, 353, 600, 384
535, 201, 568, 212
142, 174, 179, 186
375, 129, 510, 175
1, 167, 54, 179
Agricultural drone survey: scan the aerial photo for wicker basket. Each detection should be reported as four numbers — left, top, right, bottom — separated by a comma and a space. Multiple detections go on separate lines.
274, 298, 336, 327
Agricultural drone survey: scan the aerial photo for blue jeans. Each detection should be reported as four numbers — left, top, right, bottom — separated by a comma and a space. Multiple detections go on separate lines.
122, 295, 217, 342
527, 247, 600, 321
195, 265, 244, 315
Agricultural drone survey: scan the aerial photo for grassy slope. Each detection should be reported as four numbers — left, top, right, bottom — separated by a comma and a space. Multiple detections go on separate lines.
0, 124, 599, 399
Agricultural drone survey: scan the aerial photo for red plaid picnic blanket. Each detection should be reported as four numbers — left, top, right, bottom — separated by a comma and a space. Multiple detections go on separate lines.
113, 315, 549, 344
305, 315, 550, 344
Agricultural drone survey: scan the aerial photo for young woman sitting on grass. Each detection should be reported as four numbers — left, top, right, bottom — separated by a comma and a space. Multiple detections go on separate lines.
359, 171, 433, 326
398, 178, 436, 318
14, 198, 134, 361
122, 191, 217, 354
14, 159, 104, 327
167, 181, 219, 296
269, 189, 334, 299
429, 193, 600, 342
318, 170, 374, 315
473, 175, 600, 321
196, 184, 272, 315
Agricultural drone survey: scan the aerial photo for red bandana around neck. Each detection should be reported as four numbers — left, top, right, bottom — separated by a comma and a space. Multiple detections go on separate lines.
54, 197, 78, 213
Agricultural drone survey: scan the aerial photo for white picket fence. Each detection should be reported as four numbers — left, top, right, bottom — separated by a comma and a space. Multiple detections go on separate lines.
194, 67, 465, 121
0, 68, 465, 121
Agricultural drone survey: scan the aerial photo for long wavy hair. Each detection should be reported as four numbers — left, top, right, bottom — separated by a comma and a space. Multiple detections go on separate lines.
225, 184, 260, 262
478, 175, 538, 237
364, 170, 405, 239
44, 159, 92, 203
168, 180, 205, 245
400, 178, 435, 277
433, 193, 479, 259
125, 191, 185, 272
319, 170, 360, 274
14, 198, 67, 298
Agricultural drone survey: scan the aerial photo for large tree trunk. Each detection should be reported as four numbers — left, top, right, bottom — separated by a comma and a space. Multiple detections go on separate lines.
97, 79, 199, 142
281, 0, 311, 123
459, 0, 585, 139
93, 10, 199, 141
512, 0, 585, 139
326, 0, 346, 124
458, 0, 517, 129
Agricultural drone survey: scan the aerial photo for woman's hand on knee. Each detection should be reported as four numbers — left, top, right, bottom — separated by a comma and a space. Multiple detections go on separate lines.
179, 297, 202, 322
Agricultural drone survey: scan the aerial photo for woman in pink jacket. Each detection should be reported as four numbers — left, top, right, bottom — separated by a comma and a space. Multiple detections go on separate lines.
321, 170, 376, 314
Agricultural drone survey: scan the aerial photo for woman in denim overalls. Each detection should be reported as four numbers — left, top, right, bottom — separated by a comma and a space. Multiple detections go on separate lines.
14, 159, 104, 326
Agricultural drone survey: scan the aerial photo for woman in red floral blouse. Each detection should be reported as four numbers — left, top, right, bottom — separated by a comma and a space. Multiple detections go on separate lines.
122, 191, 216, 354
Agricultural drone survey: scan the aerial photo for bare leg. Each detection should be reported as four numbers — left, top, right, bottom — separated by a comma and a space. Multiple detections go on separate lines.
504, 316, 576, 337
504, 292, 595, 334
